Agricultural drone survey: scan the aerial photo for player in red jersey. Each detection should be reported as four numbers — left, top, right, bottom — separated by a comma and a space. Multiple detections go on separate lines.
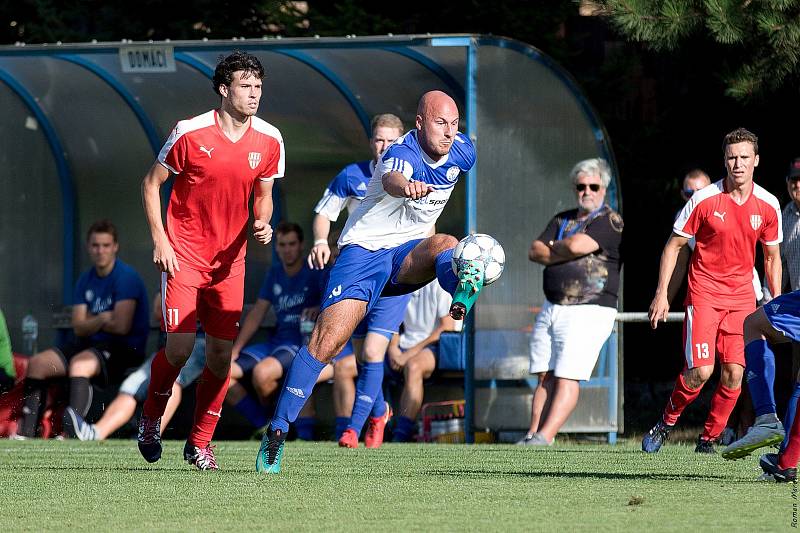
139, 50, 284, 470
643, 128, 782, 454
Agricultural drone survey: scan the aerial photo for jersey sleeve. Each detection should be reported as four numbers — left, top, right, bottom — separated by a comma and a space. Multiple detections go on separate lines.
258, 135, 286, 182
761, 203, 783, 245
454, 133, 477, 172
313, 167, 352, 221
378, 144, 416, 182
585, 212, 624, 253
536, 216, 561, 243
673, 199, 703, 238
158, 122, 190, 174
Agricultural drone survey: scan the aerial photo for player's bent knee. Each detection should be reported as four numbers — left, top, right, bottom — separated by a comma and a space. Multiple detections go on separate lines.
684, 366, 712, 388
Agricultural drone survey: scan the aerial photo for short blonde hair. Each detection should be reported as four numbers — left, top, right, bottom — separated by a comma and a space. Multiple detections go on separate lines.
370, 114, 404, 136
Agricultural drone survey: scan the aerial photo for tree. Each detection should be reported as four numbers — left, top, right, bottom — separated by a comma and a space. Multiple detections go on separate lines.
599, 0, 800, 100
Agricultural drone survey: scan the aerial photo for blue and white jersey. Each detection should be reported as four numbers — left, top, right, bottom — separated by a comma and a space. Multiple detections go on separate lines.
314, 160, 374, 221
339, 130, 476, 250
258, 263, 323, 346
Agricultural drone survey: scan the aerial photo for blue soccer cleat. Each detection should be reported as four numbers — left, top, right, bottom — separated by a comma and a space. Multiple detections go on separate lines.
449, 259, 485, 320
256, 426, 286, 474
642, 418, 672, 453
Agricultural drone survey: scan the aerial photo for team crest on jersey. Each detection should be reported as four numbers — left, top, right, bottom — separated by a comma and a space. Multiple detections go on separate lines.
273, 283, 282, 296
248, 152, 261, 170
750, 214, 762, 231
446, 166, 460, 182
85, 290, 94, 302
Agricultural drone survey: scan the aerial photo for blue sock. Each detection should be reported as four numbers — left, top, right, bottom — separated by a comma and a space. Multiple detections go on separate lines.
347, 361, 384, 434
782, 383, 800, 452
234, 395, 268, 428
270, 347, 326, 433
744, 339, 777, 417
370, 385, 387, 418
335, 417, 350, 440
392, 416, 416, 442
435, 248, 458, 295
295, 416, 316, 441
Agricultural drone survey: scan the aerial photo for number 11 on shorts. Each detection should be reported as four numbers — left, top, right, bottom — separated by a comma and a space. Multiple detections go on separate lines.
695, 342, 709, 359
166, 308, 179, 327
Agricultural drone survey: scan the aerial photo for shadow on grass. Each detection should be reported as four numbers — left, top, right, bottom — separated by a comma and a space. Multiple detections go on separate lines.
423, 469, 749, 482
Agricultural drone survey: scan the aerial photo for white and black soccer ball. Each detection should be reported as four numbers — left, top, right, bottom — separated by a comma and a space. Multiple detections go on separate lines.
451, 233, 505, 285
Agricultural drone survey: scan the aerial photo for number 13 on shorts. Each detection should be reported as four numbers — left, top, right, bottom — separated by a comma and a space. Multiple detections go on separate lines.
682, 305, 748, 369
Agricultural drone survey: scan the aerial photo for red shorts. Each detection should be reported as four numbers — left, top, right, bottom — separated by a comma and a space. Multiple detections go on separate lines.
161, 261, 244, 341
682, 305, 750, 369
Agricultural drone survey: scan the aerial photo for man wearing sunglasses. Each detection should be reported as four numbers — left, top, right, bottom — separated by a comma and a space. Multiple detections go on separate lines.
519, 158, 623, 446
643, 128, 782, 455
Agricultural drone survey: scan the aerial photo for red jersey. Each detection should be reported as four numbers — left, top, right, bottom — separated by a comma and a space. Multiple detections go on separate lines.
674, 179, 781, 310
158, 110, 285, 271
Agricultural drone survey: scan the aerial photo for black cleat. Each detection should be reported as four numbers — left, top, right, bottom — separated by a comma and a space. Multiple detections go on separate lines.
760, 453, 797, 482
694, 435, 716, 454
137, 415, 162, 463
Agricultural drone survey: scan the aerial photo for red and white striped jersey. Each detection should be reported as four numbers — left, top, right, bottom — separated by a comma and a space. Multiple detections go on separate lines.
158, 110, 284, 271
674, 179, 781, 309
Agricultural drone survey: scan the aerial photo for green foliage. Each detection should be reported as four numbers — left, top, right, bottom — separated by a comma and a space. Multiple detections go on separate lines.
601, 0, 800, 99
0, 439, 787, 530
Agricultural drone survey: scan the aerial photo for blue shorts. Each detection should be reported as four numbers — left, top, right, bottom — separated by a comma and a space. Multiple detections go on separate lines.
121, 335, 207, 402
240, 340, 300, 373
765, 291, 800, 342
353, 294, 413, 340
320, 241, 429, 315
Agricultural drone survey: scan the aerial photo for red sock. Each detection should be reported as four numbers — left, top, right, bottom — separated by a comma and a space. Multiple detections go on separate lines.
779, 395, 800, 470
701, 384, 740, 441
663, 373, 703, 426
142, 349, 183, 418
189, 366, 231, 448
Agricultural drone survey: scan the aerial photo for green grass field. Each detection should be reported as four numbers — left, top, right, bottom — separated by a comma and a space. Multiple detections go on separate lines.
0, 439, 794, 531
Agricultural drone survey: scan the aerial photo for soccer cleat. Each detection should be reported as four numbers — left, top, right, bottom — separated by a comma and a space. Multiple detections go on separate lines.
256, 426, 286, 474
338, 428, 359, 448
62, 407, 98, 441
364, 402, 392, 449
759, 453, 797, 482
184, 441, 219, 471
641, 418, 672, 453
694, 435, 716, 454
137, 415, 162, 463
449, 259, 485, 320
718, 427, 737, 446
721, 421, 785, 460
516, 432, 553, 446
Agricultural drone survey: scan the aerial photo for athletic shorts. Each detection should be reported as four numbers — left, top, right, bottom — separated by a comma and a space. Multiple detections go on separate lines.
764, 291, 800, 342
120, 335, 207, 401
529, 300, 617, 381
682, 305, 750, 368
54, 339, 145, 386
353, 294, 413, 340
320, 241, 426, 314
161, 261, 244, 341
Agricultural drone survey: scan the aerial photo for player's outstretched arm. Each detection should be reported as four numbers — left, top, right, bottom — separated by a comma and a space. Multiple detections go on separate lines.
141, 162, 179, 277
253, 179, 275, 245
649, 233, 689, 329
382, 171, 433, 199
308, 213, 332, 269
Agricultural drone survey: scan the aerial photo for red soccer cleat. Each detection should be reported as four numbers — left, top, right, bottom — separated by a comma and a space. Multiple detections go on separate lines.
338, 428, 359, 448
364, 402, 392, 449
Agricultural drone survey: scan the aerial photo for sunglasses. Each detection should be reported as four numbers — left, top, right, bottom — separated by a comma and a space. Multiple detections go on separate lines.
576, 183, 601, 192
683, 189, 696, 198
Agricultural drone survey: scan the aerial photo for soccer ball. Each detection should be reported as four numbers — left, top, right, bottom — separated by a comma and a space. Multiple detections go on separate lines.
451, 233, 505, 285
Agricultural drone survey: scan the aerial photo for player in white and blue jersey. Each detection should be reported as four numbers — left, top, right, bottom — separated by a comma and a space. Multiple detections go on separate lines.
308, 114, 411, 447
257, 91, 491, 473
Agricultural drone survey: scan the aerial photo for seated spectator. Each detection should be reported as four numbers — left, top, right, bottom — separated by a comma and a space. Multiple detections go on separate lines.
63, 294, 206, 440
0, 308, 14, 394
17, 220, 149, 438
386, 281, 458, 442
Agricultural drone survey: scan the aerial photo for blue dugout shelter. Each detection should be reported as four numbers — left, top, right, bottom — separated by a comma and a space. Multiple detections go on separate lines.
0, 34, 621, 441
